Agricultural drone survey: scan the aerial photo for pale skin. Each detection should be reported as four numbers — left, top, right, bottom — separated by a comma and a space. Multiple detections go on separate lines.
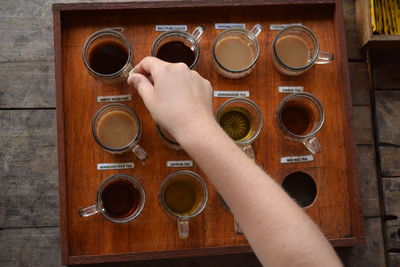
127, 57, 343, 267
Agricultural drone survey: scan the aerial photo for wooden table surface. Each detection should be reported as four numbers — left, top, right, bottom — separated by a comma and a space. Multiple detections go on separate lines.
1, 0, 398, 266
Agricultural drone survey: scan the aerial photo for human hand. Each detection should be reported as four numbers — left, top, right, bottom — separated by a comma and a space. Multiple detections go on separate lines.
127, 57, 214, 141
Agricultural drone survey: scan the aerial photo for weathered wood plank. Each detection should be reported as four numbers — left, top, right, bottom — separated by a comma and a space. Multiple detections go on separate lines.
356, 145, 381, 217
382, 178, 400, 250
375, 91, 400, 146
353, 106, 373, 145
0, 61, 55, 108
0, 226, 261, 267
371, 50, 400, 90
0, 228, 61, 267
388, 253, 400, 267
349, 62, 371, 106
0, 110, 59, 228
336, 217, 385, 267
379, 146, 400, 177
343, 0, 364, 61
0, 16, 54, 62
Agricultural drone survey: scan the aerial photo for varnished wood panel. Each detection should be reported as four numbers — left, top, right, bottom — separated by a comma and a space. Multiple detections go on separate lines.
53, 0, 363, 264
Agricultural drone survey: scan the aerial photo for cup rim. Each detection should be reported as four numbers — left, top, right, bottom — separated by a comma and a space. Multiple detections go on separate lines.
212, 28, 260, 74
96, 174, 146, 223
159, 170, 208, 220
92, 103, 141, 153
216, 97, 263, 145
82, 28, 132, 78
151, 30, 200, 69
277, 92, 325, 139
156, 124, 181, 147
272, 25, 319, 71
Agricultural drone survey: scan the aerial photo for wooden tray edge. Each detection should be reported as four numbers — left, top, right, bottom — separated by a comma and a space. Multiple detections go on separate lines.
53, 8, 70, 265
53, 0, 365, 264
52, 0, 335, 12
334, 0, 365, 240
65, 246, 253, 265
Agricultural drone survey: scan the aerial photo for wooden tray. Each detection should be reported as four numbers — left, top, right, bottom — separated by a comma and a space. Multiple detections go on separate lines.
53, 0, 364, 265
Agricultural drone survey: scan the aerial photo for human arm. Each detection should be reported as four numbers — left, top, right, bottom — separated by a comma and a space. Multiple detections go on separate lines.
127, 57, 342, 267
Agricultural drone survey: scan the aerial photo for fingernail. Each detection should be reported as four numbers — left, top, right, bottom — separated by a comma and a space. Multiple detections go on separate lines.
128, 67, 137, 76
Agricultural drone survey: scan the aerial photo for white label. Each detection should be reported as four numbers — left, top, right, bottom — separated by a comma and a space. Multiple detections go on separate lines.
166, 160, 194, 168
214, 91, 250, 98
269, 23, 302, 31
280, 155, 314, 164
97, 94, 132, 103
278, 86, 304, 93
97, 162, 135, 170
155, 25, 187, 31
215, 23, 246, 30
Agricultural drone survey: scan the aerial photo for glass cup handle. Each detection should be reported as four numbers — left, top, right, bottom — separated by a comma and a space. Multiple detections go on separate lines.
192, 26, 204, 42
79, 205, 99, 217
242, 144, 255, 161
234, 219, 243, 234
122, 63, 133, 77
315, 51, 333, 64
132, 144, 148, 163
250, 24, 263, 37
303, 137, 322, 154
177, 219, 189, 239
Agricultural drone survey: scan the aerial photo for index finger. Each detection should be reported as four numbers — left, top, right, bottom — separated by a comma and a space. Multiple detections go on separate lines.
131, 56, 167, 77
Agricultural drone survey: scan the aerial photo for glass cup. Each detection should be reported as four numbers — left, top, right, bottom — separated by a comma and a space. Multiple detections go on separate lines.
216, 97, 263, 160
213, 24, 262, 79
79, 174, 145, 223
272, 25, 333, 76
276, 92, 325, 154
92, 103, 148, 162
156, 124, 182, 150
151, 26, 204, 69
159, 170, 208, 239
219, 194, 243, 234
82, 28, 133, 83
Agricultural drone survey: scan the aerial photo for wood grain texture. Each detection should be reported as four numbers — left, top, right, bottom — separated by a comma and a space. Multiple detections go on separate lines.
343, 0, 363, 60
0, 228, 61, 267
53, 1, 363, 264
349, 62, 371, 106
375, 91, 400, 145
353, 106, 373, 145
388, 253, 400, 267
0, 110, 59, 228
371, 51, 400, 90
336, 217, 385, 267
379, 147, 400, 177
382, 178, 400, 251
356, 146, 380, 217
0, 61, 55, 108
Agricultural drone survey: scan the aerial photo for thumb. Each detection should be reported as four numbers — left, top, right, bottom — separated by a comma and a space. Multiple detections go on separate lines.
127, 73, 154, 104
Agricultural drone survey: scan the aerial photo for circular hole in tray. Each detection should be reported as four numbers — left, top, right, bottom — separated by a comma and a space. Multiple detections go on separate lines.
282, 171, 317, 208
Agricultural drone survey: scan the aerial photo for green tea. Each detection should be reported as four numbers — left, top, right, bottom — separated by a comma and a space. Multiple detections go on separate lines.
164, 178, 202, 216
219, 107, 252, 141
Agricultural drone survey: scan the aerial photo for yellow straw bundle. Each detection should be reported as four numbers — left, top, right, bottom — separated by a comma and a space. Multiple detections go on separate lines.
370, 0, 400, 34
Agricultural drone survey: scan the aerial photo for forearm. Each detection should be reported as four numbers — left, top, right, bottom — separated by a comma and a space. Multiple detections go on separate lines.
177, 118, 342, 267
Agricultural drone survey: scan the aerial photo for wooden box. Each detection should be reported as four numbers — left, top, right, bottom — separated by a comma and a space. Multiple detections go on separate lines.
53, 0, 364, 265
356, 0, 400, 49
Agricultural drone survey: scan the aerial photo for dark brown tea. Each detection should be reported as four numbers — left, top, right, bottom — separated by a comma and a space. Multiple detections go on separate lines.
101, 180, 140, 218
88, 40, 129, 75
281, 102, 314, 136
282, 172, 317, 208
156, 41, 196, 67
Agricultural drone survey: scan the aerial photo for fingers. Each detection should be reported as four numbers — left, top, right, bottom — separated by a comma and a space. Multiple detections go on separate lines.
127, 73, 154, 104
132, 56, 166, 76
